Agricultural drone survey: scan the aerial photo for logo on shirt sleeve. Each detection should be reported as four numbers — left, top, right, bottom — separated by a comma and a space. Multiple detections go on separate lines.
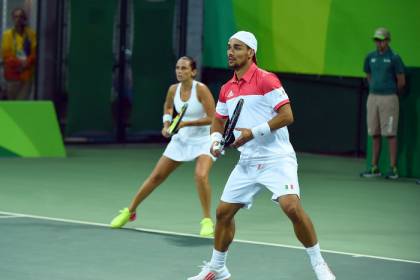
279, 87, 287, 96
227, 90, 234, 98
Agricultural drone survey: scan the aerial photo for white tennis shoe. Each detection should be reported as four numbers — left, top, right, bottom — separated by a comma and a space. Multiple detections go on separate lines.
313, 262, 336, 280
187, 261, 231, 280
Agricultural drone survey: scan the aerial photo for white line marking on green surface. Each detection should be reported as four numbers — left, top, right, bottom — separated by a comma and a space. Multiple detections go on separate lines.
1, 210, 419, 265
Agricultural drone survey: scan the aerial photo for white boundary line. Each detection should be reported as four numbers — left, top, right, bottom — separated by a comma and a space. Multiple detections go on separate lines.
1, 210, 419, 265
0, 215, 25, 219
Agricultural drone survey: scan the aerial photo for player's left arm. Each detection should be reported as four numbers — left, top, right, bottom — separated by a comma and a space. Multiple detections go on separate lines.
268, 103, 294, 129
396, 73, 406, 94
25, 29, 37, 68
394, 55, 406, 94
231, 103, 293, 148
232, 73, 292, 148
179, 83, 215, 128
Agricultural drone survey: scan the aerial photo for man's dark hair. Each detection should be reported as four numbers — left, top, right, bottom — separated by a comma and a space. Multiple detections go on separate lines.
11, 8, 27, 20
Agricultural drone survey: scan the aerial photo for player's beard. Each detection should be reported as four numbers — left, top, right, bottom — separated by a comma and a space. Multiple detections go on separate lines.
228, 59, 247, 70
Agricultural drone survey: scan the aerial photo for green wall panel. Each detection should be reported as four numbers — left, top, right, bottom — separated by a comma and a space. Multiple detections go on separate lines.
130, 0, 176, 132
203, 0, 235, 68
232, 0, 331, 74
66, 0, 116, 136
0, 102, 66, 158
324, 0, 420, 77
203, 0, 420, 76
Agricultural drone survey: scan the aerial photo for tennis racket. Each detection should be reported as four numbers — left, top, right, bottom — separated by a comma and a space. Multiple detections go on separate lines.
167, 103, 188, 135
220, 98, 244, 149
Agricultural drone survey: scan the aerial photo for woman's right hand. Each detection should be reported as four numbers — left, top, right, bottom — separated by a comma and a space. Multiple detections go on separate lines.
161, 125, 171, 138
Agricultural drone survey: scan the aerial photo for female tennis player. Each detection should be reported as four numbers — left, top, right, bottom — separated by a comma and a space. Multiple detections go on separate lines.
110, 56, 216, 237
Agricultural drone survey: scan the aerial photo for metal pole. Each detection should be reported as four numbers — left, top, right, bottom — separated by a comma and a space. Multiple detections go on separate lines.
55, 0, 65, 102
179, 0, 188, 56
117, 0, 128, 142
356, 78, 365, 157
2, 0, 7, 32
33, 0, 41, 100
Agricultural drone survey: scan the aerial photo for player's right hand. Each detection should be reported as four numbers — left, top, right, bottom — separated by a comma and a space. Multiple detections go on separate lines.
161, 126, 171, 138
210, 141, 223, 157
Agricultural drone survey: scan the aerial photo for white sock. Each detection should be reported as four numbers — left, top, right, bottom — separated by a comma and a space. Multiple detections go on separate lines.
306, 243, 325, 267
210, 249, 227, 269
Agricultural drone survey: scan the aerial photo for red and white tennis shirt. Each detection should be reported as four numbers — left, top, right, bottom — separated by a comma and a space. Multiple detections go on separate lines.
216, 63, 296, 161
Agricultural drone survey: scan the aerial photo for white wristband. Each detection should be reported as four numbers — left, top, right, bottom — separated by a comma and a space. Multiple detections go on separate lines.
251, 122, 271, 139
162, 114, 172, 123
211, 132, 223, 143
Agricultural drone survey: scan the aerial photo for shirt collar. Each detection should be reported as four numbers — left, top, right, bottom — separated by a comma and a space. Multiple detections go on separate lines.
229, 63, 258, 84
376, 48, 393, 56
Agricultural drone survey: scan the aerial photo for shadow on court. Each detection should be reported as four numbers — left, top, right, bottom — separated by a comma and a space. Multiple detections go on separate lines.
0, 215, 419, 280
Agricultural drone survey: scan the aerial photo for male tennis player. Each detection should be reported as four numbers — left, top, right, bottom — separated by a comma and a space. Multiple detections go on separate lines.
188, 31, 335, 280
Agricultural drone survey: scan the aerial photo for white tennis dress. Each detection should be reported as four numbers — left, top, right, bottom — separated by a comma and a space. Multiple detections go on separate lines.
163, 81, 213, 161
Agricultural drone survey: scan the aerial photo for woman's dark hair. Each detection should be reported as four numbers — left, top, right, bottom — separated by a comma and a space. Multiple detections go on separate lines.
179, 56, 197, 71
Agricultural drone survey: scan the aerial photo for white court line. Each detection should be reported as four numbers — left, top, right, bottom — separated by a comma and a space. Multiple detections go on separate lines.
0, 215, 25, 219
1, 210, 419, 265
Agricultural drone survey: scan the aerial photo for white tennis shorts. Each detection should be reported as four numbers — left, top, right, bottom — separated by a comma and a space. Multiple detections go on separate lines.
163, 134, 214, 162
221, 155, 300, 209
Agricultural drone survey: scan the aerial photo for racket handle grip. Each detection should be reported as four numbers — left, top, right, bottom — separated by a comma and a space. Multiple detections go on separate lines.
212, 141, 225, 156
